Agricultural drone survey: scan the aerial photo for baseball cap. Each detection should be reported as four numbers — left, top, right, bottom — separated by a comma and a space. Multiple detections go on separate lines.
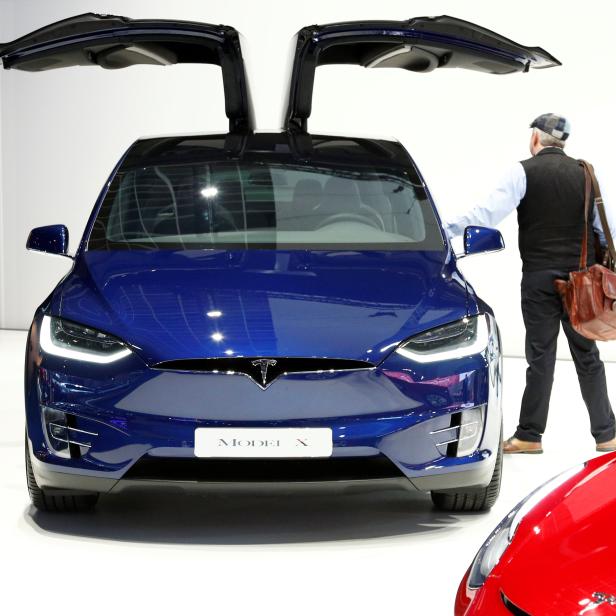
530, 113, 571, 141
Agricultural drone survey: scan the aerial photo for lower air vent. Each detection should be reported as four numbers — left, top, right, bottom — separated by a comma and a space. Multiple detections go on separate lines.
429, 406, 486, 458
502, 592, 532, 616
43, 407, 98, 459
124, 455, 404, 482
153, 357, 374, 388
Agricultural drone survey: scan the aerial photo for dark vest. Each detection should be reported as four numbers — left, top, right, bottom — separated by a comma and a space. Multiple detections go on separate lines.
517, 148, 595, 272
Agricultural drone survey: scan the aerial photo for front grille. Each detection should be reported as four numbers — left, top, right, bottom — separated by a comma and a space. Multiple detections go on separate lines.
502, 592, 532, 616
124, 455, 404, 482
153, 357, 374, 387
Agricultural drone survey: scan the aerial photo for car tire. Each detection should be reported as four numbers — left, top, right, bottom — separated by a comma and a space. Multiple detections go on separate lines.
430, 437, 503, 513
25, 432, 99, 513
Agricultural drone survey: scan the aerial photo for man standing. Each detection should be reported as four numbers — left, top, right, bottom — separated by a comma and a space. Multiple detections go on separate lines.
446, 114, 616, 454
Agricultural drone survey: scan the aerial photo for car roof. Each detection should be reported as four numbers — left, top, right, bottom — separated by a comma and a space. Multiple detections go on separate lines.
120, 131, 412, 171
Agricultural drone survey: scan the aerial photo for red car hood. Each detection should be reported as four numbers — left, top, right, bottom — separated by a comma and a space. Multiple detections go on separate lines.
497, 452, 616, 615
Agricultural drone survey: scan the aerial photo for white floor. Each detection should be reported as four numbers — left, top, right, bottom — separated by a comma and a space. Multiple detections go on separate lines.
1, 329, 613, 616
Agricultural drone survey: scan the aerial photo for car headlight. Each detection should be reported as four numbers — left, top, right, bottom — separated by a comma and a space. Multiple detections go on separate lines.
40, 315, 131, 363
396, 315, 489, 363
467, 463, 585, 589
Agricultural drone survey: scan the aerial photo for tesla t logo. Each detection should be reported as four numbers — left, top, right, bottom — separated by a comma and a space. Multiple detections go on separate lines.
251, 359, 277, 385
591, 592, 616, 606
580, 593, 616, 613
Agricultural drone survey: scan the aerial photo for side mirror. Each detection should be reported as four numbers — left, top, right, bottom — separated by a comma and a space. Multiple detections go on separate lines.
26, 225, 70, 257
463, 225, 505, 257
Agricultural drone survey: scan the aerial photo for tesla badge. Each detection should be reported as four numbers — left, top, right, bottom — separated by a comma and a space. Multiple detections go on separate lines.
591, 592, 616, 605
251, 359, 277, 385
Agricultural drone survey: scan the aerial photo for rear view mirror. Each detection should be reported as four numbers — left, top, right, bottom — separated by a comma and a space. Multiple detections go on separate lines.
26, 225, 70, 257
463, 226, 505, 257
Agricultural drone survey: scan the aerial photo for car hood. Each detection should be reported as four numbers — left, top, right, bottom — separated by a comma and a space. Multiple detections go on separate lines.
497, 453, 616, 615
54, 249, 468, 365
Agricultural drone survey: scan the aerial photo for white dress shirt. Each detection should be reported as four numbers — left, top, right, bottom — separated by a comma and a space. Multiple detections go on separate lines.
444, 161, 616, 247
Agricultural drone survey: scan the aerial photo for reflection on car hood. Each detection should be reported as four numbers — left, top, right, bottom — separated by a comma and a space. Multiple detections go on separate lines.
54, 249, 468, 365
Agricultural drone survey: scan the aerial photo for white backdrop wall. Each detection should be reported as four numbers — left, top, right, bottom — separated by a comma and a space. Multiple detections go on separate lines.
0, 0, 615, 362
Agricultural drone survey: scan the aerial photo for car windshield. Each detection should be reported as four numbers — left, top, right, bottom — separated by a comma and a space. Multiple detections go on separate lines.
88, 160, 444, 251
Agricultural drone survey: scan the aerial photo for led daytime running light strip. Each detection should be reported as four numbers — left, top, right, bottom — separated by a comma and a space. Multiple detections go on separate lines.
395, 316, 489, 363
40, 316, 131, 364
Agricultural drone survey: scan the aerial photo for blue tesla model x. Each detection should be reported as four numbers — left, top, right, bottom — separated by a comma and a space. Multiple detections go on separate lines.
2, 14, 559, 512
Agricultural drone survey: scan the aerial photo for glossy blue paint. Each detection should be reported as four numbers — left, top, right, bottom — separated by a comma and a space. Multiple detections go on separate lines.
464, 226, 505, 257
25, 309, 500, 490
24, 131, 503, 497
4, 13, 563, 508
26, 224, 70, 256
52, 249, 466, 365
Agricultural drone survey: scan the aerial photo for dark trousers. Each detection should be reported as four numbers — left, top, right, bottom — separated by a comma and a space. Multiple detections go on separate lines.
515, 269, 616, 444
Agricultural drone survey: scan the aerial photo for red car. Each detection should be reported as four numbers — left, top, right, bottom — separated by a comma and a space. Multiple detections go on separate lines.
456, 452, 616, 615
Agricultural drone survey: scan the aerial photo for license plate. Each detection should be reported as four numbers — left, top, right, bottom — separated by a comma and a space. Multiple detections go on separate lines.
194, 427, 333, 458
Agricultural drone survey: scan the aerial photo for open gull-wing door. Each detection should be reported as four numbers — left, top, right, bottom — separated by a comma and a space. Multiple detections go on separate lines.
283, 15, 560, 131
0, 13, 253, 132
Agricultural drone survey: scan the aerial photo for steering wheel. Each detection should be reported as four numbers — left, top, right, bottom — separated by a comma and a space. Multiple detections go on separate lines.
315, 212, 383, 231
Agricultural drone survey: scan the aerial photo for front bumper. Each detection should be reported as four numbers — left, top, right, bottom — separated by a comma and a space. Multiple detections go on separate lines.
25, 316, 503, 495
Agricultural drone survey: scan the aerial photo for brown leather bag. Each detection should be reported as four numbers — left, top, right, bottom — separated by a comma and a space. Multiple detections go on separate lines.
554, 160, 616, 341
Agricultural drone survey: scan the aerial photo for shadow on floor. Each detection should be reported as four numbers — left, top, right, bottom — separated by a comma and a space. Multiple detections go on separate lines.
25, 481, 466, 545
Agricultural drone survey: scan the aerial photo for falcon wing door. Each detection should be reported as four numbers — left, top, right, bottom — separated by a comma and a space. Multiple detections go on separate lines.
284, 15, 560, 131
0, 13, 253, 131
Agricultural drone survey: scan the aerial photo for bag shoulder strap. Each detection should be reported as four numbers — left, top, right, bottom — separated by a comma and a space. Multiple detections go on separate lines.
578, 160, 593, 270
580, 159, 616, 263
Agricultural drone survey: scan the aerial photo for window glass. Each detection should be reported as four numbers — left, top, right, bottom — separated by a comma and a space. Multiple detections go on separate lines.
88, 161, 444, 251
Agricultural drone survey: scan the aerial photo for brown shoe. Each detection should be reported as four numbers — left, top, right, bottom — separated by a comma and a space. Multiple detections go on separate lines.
503, 436, 543, 454
596, 438, 616, 453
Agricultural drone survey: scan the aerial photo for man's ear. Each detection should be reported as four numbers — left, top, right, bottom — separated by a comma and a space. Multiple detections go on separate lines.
530, 130, 539, 154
